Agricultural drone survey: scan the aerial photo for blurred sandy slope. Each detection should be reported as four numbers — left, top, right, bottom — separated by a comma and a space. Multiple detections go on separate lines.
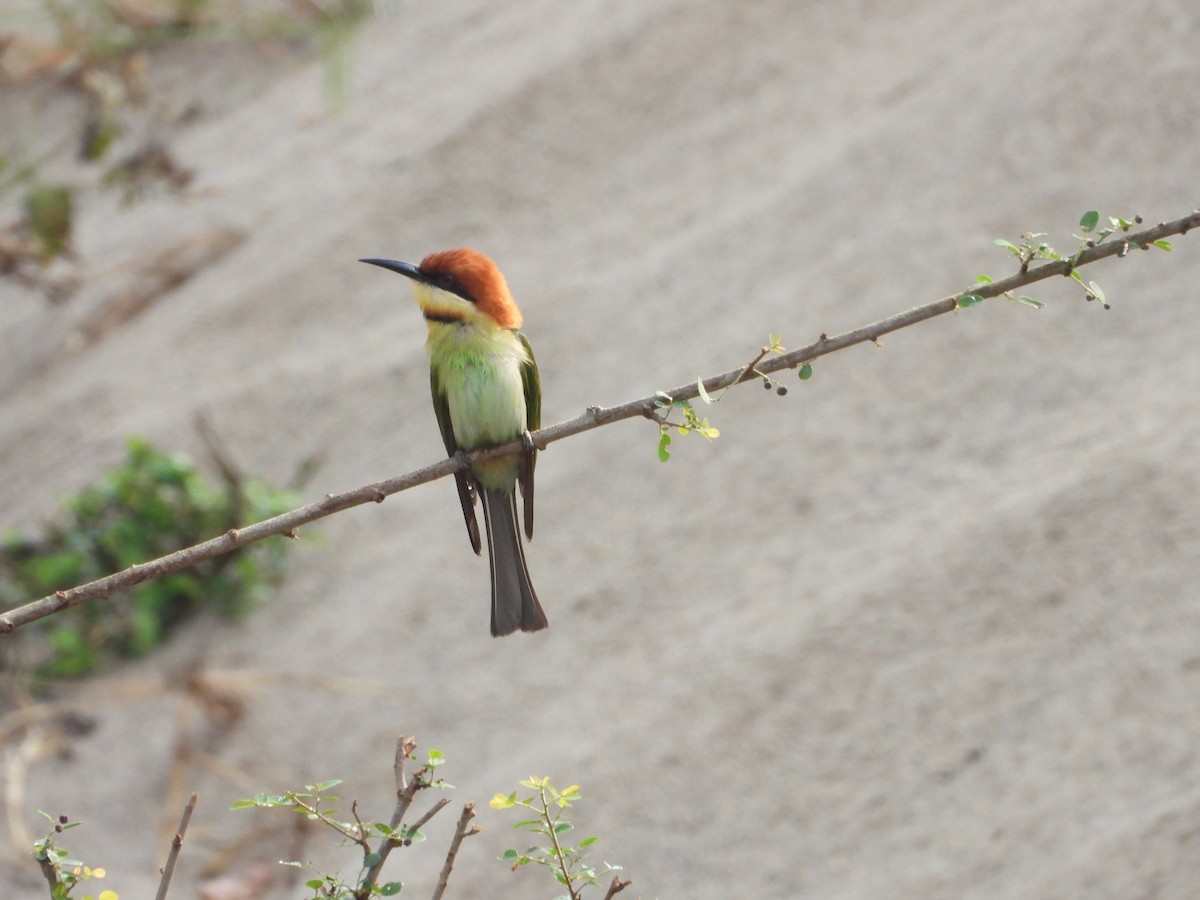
2, 1, 1199, 896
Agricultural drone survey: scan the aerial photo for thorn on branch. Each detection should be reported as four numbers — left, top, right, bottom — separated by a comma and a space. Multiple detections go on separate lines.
284, 529, 299, 540
372, 489, 386, 503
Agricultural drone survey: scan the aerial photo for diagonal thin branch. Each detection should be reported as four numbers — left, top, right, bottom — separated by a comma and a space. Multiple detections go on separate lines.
408, 797, 452, 837
430, 802, 479, 900
1, 209, 1196, 635
155, 792, 198, 900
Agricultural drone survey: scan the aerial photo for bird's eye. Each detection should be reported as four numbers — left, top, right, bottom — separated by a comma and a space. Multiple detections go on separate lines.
436, 273, 473, 302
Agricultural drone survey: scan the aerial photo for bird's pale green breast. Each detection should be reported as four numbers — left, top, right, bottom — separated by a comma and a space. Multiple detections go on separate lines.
426, 321, 530, 486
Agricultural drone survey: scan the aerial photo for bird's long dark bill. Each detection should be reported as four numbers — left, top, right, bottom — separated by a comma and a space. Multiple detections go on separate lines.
359, 258, 423, 281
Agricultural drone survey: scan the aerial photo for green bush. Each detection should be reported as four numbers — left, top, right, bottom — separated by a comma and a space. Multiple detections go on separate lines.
1, 437, 299, 678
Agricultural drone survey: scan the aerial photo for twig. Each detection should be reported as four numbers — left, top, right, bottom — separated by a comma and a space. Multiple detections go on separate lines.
540, 781, 580, 900
603, 875, 633, 899
291, 794, 365, 846
408, 797, 452, 837
195, 411, 244, 492
393, 737, 414, 796
389, 736, 421, 830
1, 209, 1196, 634
155, 792, 197, 900
350, 799, 370, 849
430, 803, 479, 900
358, 736, 424, 895
36, 846, 59, 893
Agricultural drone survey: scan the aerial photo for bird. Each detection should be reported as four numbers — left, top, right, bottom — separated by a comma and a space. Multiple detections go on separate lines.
359, 248, 548, 636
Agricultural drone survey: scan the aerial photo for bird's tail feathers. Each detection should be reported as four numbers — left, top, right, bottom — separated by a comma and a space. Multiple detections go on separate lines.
481, 487, 548, 636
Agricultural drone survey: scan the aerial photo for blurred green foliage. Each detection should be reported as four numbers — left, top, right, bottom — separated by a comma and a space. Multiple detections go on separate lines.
1, 438, 299, 679
2, 0, 372, 276
24, 183, 74, 259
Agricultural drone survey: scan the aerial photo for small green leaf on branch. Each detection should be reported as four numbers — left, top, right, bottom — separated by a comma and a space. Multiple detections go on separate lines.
1087, 281, 1109, 308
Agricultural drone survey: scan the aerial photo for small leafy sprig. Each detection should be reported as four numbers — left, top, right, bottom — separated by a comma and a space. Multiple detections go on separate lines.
232, 743, 465, 899
32, 812, 117, 900
961, 210, 1173, 310
652, 334, 815, 461
651, 392, 720, 462
234, 778, 408, 897
707, 333, 797, 401
491, 777, 629, 899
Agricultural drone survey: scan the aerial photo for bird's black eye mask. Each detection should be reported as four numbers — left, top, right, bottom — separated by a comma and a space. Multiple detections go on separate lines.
424, 270, 475, 304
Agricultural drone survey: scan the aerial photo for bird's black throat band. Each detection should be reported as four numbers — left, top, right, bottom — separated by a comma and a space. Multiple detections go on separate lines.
423, 311, 463, 325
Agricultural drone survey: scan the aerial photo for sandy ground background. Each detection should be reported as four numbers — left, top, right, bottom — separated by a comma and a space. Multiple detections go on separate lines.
2, 0, 1200, 897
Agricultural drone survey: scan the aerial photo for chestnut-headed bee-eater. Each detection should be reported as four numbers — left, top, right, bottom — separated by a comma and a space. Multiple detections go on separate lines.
360, 249, 548, 636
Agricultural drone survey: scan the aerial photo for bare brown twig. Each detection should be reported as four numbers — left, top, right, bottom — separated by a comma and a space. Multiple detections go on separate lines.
389, 736, 422, 830
409, 797, 452, 837
155, 792, 197, 900
1, 209, 1196, 634
431, 803, 480, 900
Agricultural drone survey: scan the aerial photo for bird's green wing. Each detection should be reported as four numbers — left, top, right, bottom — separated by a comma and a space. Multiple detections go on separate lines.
517, 330, 541, 540
431, 365, 482, 555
